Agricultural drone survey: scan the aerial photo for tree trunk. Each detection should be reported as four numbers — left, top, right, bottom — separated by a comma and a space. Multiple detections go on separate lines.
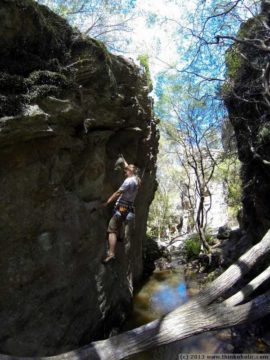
2, 230, 270, 360
196, 194, 210, 251
224, 265, 270, 306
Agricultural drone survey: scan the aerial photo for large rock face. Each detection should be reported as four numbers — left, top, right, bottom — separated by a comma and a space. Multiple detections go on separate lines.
223, 2, 270, 244
0, 0, 158, 356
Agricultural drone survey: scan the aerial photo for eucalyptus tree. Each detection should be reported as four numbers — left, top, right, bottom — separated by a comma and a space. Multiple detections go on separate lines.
155, 73, 224, 250
147, 135, 186, 240
147, 183, 171, 240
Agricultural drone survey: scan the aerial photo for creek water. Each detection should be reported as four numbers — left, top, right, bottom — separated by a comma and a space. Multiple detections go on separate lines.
123, 266, 235, 360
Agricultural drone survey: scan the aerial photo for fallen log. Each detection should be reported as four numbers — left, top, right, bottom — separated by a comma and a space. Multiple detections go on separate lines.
1, 230, 270, 360
224, 264, 270, 306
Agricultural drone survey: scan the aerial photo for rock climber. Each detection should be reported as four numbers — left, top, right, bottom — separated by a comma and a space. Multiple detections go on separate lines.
101, 158, 141, 264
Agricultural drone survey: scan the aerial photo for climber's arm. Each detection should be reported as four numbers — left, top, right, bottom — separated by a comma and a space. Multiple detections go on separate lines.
101, 190, 123, 208
120, 153, 128, 168
101, 177, 129, 208
105, 190, 122, 205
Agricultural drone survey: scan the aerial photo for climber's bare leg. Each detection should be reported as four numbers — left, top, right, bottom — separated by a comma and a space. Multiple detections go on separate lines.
102, 232, 117, 263
108, 232, 117, 256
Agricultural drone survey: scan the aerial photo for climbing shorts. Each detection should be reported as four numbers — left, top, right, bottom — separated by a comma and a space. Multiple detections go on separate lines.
107, 214, 123, 234
107, 210, 135, 234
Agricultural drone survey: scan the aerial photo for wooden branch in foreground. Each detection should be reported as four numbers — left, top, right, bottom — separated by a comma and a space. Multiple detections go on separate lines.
224, 265, 270, 306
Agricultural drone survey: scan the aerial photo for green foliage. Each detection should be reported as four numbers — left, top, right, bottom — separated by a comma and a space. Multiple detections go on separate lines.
215, 155, 242, 220
137, 54, 152, 89
204, 269, 223, 283
205, 233, 215, 246
147, 184, 171, 238
183, 232, 214, 261
183, 234, 201, 261
220, 80, 233, 98
258, 123, 270, 144
225, 46, 243, 80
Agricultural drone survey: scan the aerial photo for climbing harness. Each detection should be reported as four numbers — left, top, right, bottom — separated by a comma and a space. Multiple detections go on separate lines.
114, 199, 135, 221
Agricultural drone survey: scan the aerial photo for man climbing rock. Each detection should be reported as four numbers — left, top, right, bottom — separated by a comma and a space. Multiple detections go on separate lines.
101, 159, 141, 264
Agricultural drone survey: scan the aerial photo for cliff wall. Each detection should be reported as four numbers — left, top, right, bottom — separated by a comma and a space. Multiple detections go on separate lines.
0, 0, 158, 356
223, 1, 270, 244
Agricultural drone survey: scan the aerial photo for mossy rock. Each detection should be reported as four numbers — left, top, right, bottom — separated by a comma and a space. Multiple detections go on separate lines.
27, 71, 70, 87
70, 36, 112, 65
0, 72, 27, 94
220, 80, 233, 99
225, 45, 244, 80
0, 1, 79, 117
0, 0, 73, 69
0, 94, 24, 117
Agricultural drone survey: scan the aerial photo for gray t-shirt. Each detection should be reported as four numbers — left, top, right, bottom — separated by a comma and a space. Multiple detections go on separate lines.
117, 176, 138, 204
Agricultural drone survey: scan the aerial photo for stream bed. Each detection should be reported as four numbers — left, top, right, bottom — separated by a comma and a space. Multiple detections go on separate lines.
122, 267, 240, 359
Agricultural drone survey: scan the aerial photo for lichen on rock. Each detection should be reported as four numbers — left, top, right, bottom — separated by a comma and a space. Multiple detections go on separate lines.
0, 0, 158, 357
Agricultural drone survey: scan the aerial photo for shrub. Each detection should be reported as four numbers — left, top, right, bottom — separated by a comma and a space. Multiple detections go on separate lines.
183, 234, 201, 261
206, 233, 215, 245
